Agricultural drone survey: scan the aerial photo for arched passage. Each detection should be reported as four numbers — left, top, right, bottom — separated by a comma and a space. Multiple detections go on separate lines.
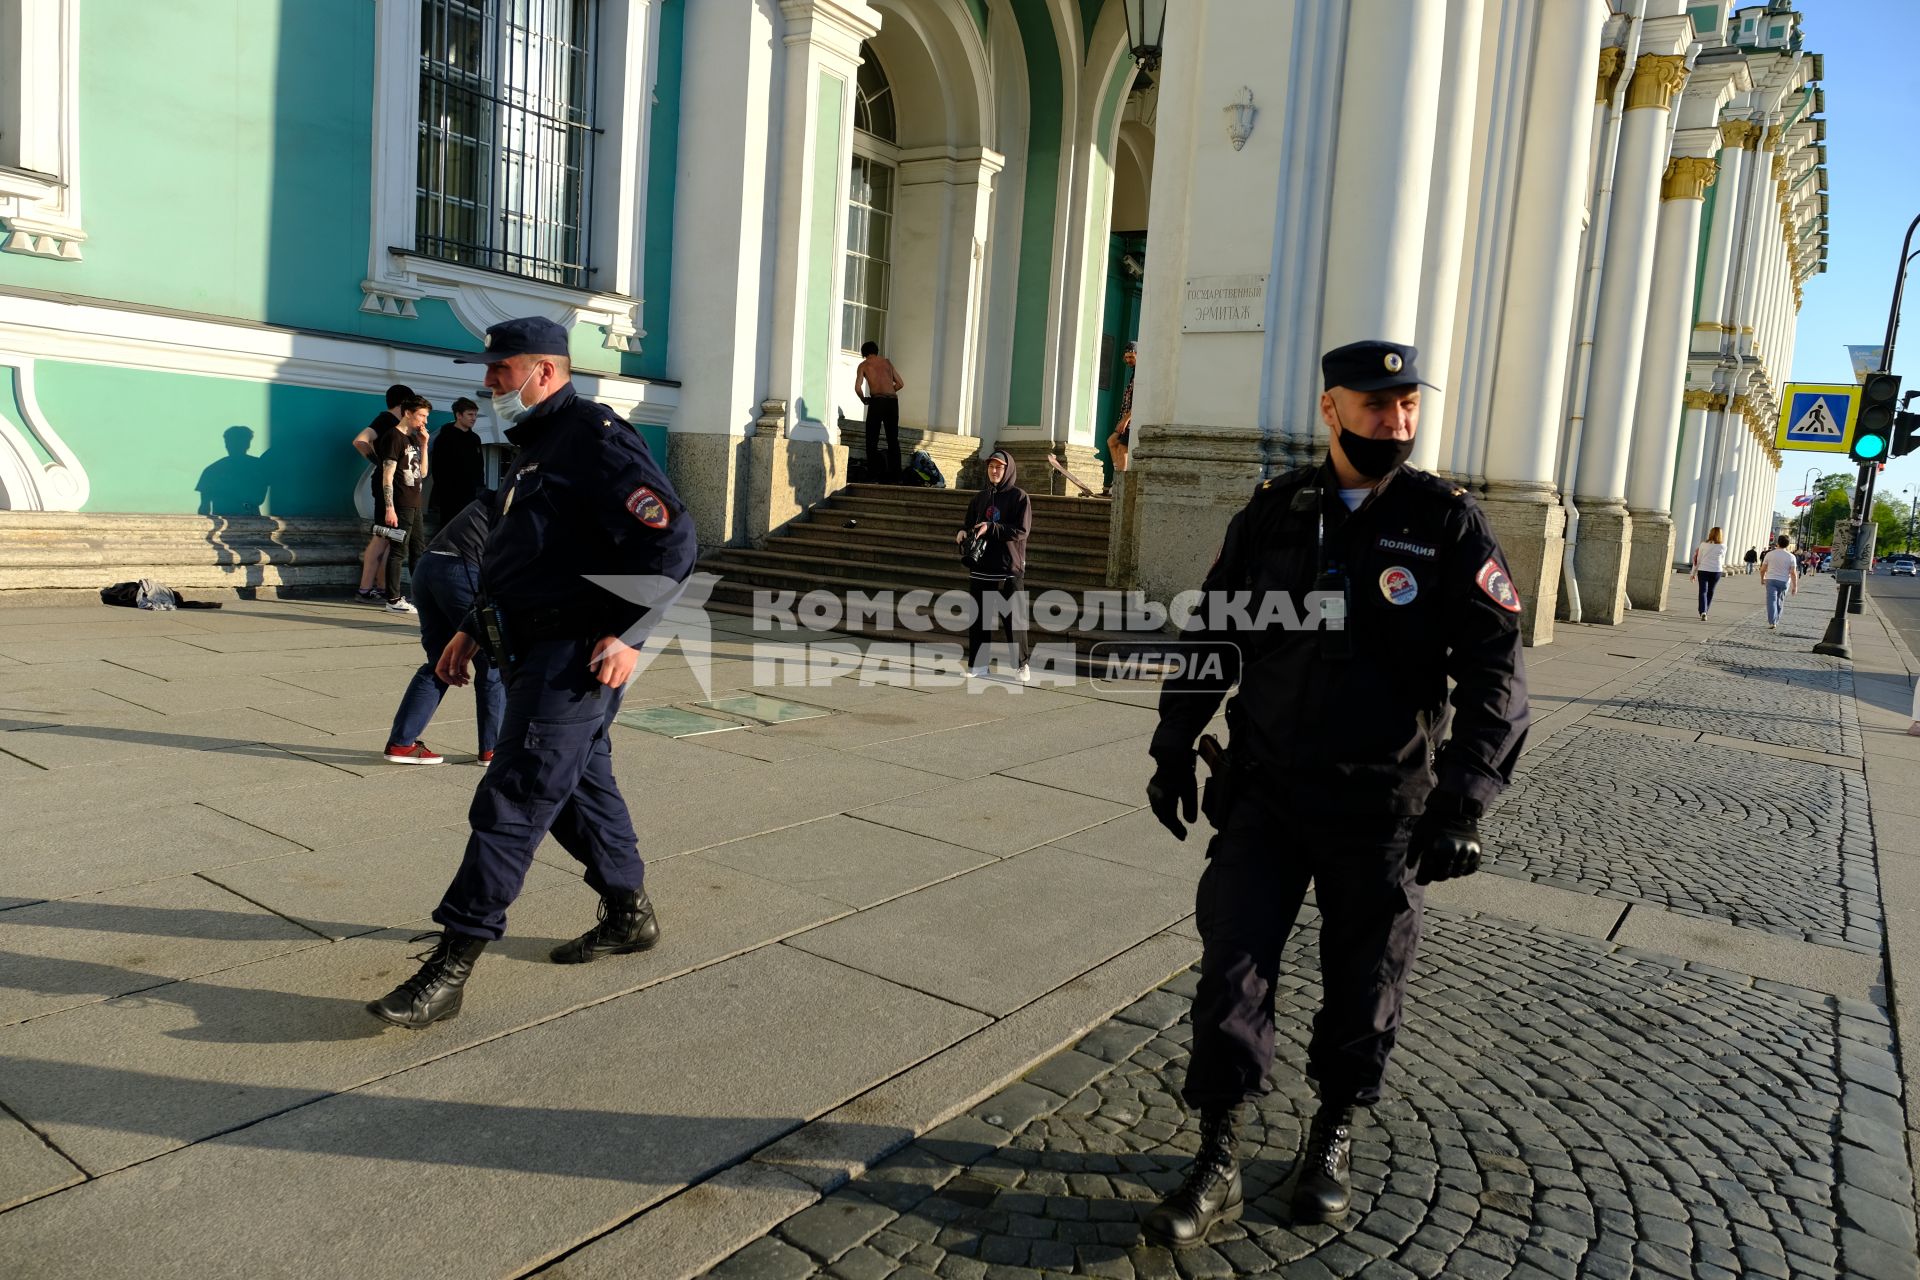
836, 1, 1001, 448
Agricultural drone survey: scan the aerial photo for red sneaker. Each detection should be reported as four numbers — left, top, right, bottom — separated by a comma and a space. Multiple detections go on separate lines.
383, 742, 444, 766
477, 751, 495, 766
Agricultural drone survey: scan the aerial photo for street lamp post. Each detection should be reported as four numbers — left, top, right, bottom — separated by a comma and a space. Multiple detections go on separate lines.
1817, 210, 1920, 656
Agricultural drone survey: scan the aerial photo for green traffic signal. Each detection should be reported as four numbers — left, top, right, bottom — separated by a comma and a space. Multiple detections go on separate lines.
1853, 373, 1903, 464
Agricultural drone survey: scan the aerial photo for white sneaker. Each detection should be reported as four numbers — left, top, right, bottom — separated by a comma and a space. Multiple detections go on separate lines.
1016, 664, 1032, 683
385, 597, 417, 614
966, 664, 989, 678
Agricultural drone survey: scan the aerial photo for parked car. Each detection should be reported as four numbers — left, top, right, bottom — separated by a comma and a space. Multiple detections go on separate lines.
1893, 556, 1918, 577
1819, 555, 1833, 572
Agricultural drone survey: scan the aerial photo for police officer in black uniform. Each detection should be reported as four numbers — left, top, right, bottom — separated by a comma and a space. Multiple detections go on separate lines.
369, 317, 698, 1030
1141, 340, 1528, 1245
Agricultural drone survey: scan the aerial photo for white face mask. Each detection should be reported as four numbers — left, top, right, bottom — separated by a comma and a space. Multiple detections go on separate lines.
490, 366, 541, 428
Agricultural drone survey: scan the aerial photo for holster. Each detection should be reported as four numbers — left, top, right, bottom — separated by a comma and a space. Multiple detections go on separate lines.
1198, 734, 1239, 829
473, 598, 516, 675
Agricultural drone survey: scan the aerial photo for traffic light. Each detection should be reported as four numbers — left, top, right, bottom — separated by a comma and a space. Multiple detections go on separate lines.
1895, 410, 1920, 459
1852, 372, 1901, 463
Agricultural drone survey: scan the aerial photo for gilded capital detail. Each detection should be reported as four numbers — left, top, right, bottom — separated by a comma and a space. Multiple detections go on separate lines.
1596, 46, 1626, 102
1625, 54, 1688, 111
1719, 120, 1762, 150
1661, 156, 1718, 201
1764, 123, 1784, 151
1682, 389, 1716, 411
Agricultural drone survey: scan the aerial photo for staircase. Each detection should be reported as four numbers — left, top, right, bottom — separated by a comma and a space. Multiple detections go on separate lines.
699, 483, 1156, 659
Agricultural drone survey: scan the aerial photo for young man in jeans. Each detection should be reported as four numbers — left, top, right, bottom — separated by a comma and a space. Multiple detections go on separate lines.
1761, 534, 1799, 630
375, 395, 432, 613
382, 494, 504, 765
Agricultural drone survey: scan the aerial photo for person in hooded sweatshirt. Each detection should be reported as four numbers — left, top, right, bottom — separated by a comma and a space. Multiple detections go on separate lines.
955, 449, 1033, 681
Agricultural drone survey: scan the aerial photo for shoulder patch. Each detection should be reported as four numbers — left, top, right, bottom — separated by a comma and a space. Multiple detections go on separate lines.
1475, 559, 1523, 613
625, 486, 671, 529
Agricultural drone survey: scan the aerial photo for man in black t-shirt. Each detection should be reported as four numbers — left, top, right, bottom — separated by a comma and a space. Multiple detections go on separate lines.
353, 384, 414, 601
374, 395, 432, 612
428, 397, 485, 537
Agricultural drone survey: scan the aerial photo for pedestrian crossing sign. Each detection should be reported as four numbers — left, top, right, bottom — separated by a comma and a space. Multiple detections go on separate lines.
1775, 382, 1860, 453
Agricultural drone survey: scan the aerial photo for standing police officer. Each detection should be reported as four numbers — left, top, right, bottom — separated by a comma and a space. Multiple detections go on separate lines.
1141, 340, 1528, 1245
369, 318, 698, 1030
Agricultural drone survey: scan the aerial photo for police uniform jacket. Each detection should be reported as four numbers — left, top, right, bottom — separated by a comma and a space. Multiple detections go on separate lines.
1151, 461, 1528, 816
482, 384, 697, 640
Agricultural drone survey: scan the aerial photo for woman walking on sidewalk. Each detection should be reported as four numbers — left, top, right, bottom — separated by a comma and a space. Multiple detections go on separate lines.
1691, 526, 1728, 620
1761, 534, 1799, 630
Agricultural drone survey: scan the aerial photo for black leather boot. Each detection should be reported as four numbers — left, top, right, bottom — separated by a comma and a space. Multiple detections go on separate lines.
550, 888, 660, 964
1142, 1108, 1243, 1248
1291, 1103, 1355, 1221
367, 931, 487, 1029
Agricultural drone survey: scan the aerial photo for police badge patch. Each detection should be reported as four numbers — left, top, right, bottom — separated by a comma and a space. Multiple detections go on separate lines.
1380, 566, 1418, 606
1475, 559, 1522, 613
625, 486, 671, 529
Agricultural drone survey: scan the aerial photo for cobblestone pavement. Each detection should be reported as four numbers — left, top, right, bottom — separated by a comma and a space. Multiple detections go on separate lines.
707, 915, 1915, 1280
1479, 722, 1880, 952
1599, 607, 1862, 759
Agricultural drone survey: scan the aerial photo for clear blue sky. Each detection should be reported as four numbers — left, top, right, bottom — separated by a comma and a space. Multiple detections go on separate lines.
1773, 0, 1920, 515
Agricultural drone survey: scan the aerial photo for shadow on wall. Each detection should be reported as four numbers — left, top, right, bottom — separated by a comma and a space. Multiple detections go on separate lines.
195, 426, 275, 517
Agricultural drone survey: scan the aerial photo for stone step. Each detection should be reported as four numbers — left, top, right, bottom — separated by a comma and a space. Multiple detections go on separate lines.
0, 513, 364, 595
770, 527, 1108, 575
0, 561, 359, 592
794, 507, 1113, 549
704, 547, 1108, 594
827, 485, 1113, 525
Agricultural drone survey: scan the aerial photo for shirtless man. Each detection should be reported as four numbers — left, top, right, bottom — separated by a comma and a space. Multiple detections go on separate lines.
854, 341, 906, 484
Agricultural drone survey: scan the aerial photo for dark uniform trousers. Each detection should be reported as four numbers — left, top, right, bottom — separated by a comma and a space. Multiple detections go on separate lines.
432, 637, 644, 940
1185, 785, 1424, 1114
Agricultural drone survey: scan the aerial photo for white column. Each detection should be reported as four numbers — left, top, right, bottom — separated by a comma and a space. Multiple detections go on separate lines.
1668, 390, 1715, 565
1318, 0, 1447, 349
1693, 121, 1756, 336
1574, 50, 1689, 507
1470, 0, 1609, 645
1480, 1, 1608, 487
1409, 0, 1484, 474
1623, 154, 1715, 609
1568, 43, 1689, 624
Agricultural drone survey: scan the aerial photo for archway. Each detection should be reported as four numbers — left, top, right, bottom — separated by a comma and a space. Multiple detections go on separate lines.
836, 2, 999, 452
1095, 99, 1154, 485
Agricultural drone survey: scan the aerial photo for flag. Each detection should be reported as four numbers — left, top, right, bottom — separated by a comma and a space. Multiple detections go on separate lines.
1792, 494, 1813, 507
1848, 345, 1886, 384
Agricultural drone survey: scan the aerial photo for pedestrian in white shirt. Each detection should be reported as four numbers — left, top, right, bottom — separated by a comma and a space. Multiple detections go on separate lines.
1761, 534, 1799, 630
1691, 526, 1728, 620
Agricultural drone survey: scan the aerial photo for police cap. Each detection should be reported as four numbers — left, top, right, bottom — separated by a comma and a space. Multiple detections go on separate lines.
1321, 340, 1438, 393
453, 316, 572, 364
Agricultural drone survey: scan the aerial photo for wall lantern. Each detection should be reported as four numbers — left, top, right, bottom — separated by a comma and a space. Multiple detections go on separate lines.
1122, 0, 1167, 72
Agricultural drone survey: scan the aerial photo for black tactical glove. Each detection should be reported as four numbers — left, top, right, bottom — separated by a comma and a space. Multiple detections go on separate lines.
1147, 750, 1199, 841
1412, 792, 1484, 885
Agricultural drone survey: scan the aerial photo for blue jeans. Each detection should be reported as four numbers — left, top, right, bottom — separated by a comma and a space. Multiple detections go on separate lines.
1696, 571, 1721, 616
388, 552, 504, 753
432, 638, 643, 940
1766, 578, 1789, 624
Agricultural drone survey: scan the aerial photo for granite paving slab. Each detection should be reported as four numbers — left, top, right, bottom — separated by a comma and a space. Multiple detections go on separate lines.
199, 769, 483, 850
0, 946, 986, 1279
848, 702, 1159, 779
998, 734, 1158, 806
1045, 808, 1203, 881
851, 774, 1134, 858
785, 847, 1191, 1016
0, 1106, 82, 1213
698, 815, 995, 909
0, 800, 305, 902
0, 873, 326, 1025
0, 705, 337, 769
0, 857, 848, 1177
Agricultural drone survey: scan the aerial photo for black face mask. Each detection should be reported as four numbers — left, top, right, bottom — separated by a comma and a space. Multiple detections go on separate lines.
1334, 411, 1415, 479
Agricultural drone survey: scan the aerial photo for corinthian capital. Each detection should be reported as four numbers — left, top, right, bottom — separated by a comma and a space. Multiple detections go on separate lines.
1661, 157, 1719, 201
1682, 389, 1716, 411
1596, 46, 1626, 103
1719, 120, 1762, 150
1625, 54, 1689, 111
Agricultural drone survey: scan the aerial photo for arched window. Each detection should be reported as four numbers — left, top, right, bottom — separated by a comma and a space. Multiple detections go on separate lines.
843, 44, 896, 352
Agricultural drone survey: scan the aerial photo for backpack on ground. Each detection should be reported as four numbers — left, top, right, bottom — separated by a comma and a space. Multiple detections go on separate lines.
907, 450, 945, 489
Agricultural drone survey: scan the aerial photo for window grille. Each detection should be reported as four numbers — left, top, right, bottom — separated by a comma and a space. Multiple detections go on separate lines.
416, 0, 598, 289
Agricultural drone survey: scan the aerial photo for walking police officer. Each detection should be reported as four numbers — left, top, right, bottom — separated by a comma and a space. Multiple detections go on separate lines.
1142, 340, 1528, 1244
369, 318, 698, 1030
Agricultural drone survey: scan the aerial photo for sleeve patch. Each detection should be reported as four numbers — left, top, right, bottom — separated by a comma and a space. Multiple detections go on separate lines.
1475, 558, 1523, 613
625, 486, 671, 529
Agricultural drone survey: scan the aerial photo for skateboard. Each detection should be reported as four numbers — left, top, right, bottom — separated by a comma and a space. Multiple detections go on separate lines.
1047, 453, 1100, 497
